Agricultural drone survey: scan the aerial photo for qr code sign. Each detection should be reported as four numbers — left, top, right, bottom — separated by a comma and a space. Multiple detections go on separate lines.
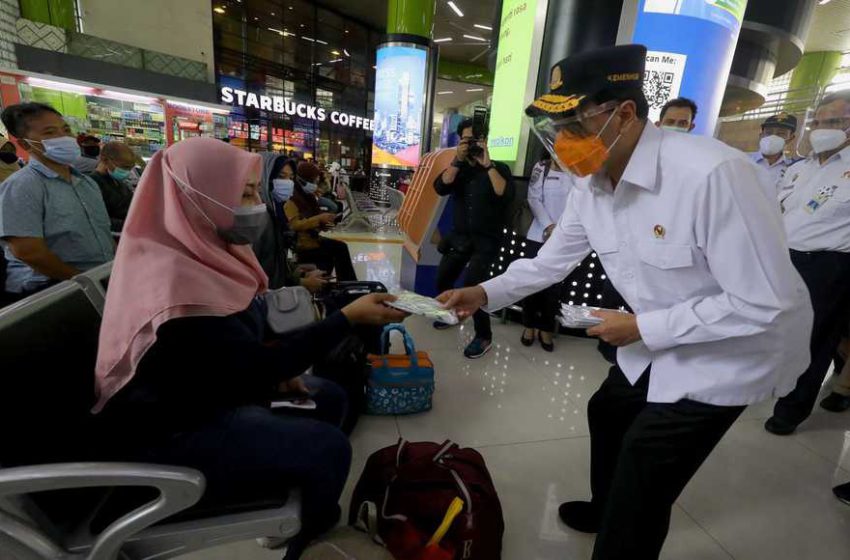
645, 70, 676, 110
643, 51, 687, 123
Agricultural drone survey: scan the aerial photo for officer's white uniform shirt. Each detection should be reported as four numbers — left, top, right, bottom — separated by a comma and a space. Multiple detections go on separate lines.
482, 124, 813, 406
782, 146, 850, 253
526, 162, 575, 243
750, 151, 794, 196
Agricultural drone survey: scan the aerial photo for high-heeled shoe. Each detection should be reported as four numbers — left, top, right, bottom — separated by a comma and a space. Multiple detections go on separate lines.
539, 332, 554, 352
520, 329, 535, 347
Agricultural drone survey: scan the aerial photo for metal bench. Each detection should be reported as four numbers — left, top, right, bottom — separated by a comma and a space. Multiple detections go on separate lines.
0, 278, 301, 560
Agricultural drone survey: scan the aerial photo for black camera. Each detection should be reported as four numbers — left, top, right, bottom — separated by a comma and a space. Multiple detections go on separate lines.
467, 139, 484, 159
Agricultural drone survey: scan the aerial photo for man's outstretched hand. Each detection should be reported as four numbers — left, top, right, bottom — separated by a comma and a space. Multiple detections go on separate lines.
437, 286, 488, 321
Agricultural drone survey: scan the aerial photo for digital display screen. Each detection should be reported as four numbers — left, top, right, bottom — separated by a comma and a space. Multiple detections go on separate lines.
371, 44, 428, 169
488, 0, 539, 162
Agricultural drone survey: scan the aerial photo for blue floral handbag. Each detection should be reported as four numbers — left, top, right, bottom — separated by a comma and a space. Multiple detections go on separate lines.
366, 324, 435, 415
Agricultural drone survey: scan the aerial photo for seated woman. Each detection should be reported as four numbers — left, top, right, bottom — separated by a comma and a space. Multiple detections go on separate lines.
284, 161, 357, 281
94, 137, 406, 559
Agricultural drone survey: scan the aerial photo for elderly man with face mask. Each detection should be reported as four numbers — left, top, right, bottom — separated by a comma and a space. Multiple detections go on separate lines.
439, 44, 812, 560
764, 91, 850, 436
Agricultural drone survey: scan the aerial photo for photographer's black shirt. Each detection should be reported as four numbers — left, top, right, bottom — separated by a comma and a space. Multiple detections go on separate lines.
434, 161, 515, 241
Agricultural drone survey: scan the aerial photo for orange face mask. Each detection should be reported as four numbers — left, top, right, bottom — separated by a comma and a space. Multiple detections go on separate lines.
554, 131, 611, 177
552, 108, 622, 177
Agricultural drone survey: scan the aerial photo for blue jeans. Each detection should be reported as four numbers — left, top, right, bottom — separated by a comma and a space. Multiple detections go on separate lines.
140, 376, 351, 539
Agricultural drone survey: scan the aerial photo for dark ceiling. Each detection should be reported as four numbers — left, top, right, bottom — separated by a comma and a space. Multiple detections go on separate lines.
316, 0, 501, 66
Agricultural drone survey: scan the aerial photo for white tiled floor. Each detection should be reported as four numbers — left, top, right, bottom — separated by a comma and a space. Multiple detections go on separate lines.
181, 315, 850, 560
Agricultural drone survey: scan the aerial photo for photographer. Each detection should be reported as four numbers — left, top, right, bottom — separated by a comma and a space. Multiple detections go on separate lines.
433, 118, 514, 359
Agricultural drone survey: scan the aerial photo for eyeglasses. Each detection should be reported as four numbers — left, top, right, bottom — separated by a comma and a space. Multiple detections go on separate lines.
550, 101, 620, 137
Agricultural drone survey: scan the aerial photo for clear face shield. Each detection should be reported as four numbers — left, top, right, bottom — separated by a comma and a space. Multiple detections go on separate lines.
527, 100, 621, 178
797, 103, 850, 158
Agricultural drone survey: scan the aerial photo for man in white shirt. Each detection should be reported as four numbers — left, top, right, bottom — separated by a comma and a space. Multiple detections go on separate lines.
440, 45, 812, 559
749, 113, 798, 198
765, 91, 850, 435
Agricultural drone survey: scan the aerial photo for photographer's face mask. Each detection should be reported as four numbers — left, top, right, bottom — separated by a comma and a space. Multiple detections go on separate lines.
167, 166, 268, 245
530, 101, 623, 178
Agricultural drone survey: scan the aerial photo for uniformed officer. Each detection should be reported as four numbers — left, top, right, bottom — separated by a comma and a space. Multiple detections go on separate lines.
439, 44, 813, 559
750, 113, 798, 198
765, 91, 850, 435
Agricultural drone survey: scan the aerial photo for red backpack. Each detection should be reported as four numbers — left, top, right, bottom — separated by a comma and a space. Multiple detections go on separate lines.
348, 439, 504, 560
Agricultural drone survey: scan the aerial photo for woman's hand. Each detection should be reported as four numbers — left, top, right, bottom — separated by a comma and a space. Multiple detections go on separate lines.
300, 269, 328, 294
277, 376, 309, 396
318, 212, 337, 225
342, 293, 408, 325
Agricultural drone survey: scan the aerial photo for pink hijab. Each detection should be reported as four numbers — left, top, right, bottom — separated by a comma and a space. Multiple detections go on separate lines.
93, 137, 268, 412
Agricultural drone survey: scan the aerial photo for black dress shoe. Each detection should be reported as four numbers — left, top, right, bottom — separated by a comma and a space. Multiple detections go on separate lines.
764, 416, 798, 436
833, 481, 850, 506
520, 330, 535, 347
558, 501, 601, 533
539, 332, 554, 352
820, 392, 850, 413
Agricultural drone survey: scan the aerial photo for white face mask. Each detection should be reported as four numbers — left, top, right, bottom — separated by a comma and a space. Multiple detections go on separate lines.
661, 125, 690, 133
809, 128, 848, 155
272, 178, 295, 202
302, 181, 318, 194
759, 135, 786, 157
28, 136, 81, 165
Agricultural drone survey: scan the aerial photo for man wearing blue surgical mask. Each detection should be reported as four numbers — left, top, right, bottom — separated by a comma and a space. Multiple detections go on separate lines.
0, 102, 114, 300
89, 141, 136, 233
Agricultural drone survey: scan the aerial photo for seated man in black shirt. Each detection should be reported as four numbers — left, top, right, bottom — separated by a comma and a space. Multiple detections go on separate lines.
434, 118, 515, 359
87, 141, 136, 232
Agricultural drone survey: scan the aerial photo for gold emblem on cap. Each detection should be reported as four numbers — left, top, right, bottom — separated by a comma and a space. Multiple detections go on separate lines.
531, 94, 585, 114
653, 224, 666, 239
549, 66, 563, 91
608, 72, 641, 82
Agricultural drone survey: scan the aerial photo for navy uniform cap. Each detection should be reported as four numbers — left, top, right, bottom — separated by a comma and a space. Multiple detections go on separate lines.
526, 44, 647, 120
762, 113, 797, 133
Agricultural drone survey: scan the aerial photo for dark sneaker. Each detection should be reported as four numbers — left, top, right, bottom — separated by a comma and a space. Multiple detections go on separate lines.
433, 320, 454, 330
558, 501, 601, 533
764, 416, 798, 436
464, 338, 492, 359
820, 392, 850, 413
834, 481, 850, 506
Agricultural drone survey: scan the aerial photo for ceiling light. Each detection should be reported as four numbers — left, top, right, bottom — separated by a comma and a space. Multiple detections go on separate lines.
437, 91, 454, 95
27, 77, 94, 94
329, 58, 343, 63
465, 88, 484, 92
473, 24, 492, 31
269, 27, 284, 35
447, 1, 464, 17
302, 36, 315, 42
343, 48, 350, 56
213, 6, 225, 14
434, 37, 452, 43
331, 50, 341, 55
463, 34, 486, 42
253, 16, 258, 20
345, 29, 350, 34
819, 0, 834, 4
317, 39, 328, 45
283, 31, 295, 36
289, 5, 294, 9
271, 12, 275, 15
102, 90, 158, 103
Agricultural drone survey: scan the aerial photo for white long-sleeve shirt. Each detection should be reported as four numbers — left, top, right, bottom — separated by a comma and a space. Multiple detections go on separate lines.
482, 124, 813, 406
526, 162, 574, 243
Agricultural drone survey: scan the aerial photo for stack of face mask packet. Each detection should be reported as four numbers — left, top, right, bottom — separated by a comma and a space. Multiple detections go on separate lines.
386, 291, 460, 325
559, 304, 626, 328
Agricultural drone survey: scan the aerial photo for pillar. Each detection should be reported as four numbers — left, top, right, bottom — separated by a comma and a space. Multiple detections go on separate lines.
387, 0, 436, 37
619, 0, 749, 136
786, 51, 842, 110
